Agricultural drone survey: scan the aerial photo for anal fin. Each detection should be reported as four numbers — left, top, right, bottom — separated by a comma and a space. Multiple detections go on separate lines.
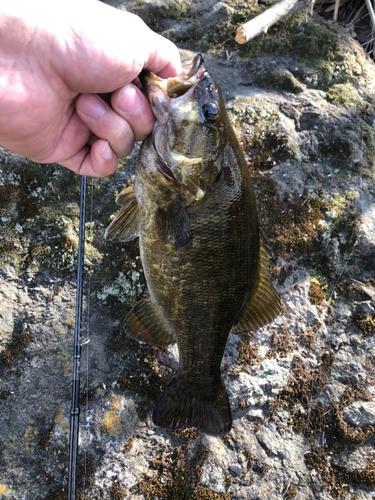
105, 186, 139, 242
233, 228, 281, 333
124, 295, 174, 346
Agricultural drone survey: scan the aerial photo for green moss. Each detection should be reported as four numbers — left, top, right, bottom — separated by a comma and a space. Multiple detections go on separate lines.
295, 22, 340, 63
320, 192, 358, 261
325, 83, 364, 108
234, 10, 300, 59
356, 315, 375, 336
258, 70, 304, 94
360, 119, 375, 168
131, 0, 191, 30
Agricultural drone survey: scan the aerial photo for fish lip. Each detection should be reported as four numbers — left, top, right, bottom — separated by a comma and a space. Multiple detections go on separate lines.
140, 53, 205, 101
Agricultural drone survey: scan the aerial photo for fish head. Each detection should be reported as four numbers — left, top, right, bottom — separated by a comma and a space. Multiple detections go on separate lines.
141, 54, 224, 200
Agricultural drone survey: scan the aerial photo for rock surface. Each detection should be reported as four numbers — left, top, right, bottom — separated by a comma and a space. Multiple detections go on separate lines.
1, 1, 375, 499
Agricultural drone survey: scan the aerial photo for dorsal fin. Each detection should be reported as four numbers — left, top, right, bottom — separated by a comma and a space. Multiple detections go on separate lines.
233, 229, 281, 333
104, 186, 139, 242
124, 294, 174, 346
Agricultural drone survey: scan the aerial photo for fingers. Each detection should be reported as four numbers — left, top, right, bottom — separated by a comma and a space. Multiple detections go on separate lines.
111, 84, 155, 141
76, 85, 154, 155
41, 83, 156, 177
38, 105, 118, 177
60, 140, 118, 177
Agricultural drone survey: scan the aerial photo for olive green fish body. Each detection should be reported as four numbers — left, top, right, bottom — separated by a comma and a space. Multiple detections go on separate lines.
105, 55, 280, 434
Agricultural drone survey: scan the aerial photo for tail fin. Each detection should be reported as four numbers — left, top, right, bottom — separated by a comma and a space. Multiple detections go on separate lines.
152, 374, 232, 435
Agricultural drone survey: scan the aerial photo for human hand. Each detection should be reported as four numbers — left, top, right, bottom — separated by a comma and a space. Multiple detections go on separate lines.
0, 0, 181, 176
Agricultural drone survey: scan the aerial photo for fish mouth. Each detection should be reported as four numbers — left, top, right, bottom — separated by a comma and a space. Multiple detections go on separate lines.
166, 53, 204, 98
140, 53, 205, 109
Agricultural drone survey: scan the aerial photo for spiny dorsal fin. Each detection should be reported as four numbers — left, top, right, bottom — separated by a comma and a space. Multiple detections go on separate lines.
124, 295, 174, 346
104, 186, 139, 242
233, 230, 281, 333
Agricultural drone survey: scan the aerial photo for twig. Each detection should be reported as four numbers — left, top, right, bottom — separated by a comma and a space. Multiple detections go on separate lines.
350, 2, 366, 24
281, 476, 293, 498
364, 0, 375, 56
323, 0, 349, 15
235, 0, 307, 44
364, 0, 375, 28
333, 0, 340, 21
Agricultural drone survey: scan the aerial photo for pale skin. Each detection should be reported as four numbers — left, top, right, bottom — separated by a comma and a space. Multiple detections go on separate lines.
0, 0, 182, 176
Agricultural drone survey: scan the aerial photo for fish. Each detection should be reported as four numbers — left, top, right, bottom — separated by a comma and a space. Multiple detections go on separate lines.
105, 54, 281, 435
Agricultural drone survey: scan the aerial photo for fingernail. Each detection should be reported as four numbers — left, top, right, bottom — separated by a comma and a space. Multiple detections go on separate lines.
101, 141, 112, 161
80, 95, 106, 119
117, 85, 143, 114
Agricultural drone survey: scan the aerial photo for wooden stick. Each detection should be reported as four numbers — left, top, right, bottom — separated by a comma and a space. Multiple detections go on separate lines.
236, 0, 307, 44
364, 0, 375, 29
333, 0, 340, 22
363, 0, 375, 57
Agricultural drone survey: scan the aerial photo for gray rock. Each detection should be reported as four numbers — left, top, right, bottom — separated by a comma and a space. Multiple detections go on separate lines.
343, 401, 375, 427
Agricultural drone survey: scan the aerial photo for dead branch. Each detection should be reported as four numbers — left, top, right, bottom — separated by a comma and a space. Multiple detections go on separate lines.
364, 0, 375, 56
235, 0, 307, 44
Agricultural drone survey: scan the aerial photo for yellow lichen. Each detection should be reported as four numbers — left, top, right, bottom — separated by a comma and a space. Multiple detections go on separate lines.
102, 396, 124, 434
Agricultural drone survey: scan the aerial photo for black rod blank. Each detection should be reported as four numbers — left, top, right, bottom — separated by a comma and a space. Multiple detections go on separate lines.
68, 175, 87, 500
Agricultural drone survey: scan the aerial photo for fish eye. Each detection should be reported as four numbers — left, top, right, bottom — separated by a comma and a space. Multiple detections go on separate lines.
202, 103, 218, 124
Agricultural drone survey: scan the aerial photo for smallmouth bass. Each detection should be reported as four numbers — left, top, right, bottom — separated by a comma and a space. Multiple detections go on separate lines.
105, 54, 280, 435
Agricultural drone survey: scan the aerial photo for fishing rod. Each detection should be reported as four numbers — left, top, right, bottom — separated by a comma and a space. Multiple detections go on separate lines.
68, 174, 87, 500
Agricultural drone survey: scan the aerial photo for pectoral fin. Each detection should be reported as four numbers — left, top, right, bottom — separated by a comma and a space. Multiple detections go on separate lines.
233, 229, 281, 333
155, 196, 193, 250
115, 186, 136, 206
124, 295, 174, 346
105, 187, 139, 242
